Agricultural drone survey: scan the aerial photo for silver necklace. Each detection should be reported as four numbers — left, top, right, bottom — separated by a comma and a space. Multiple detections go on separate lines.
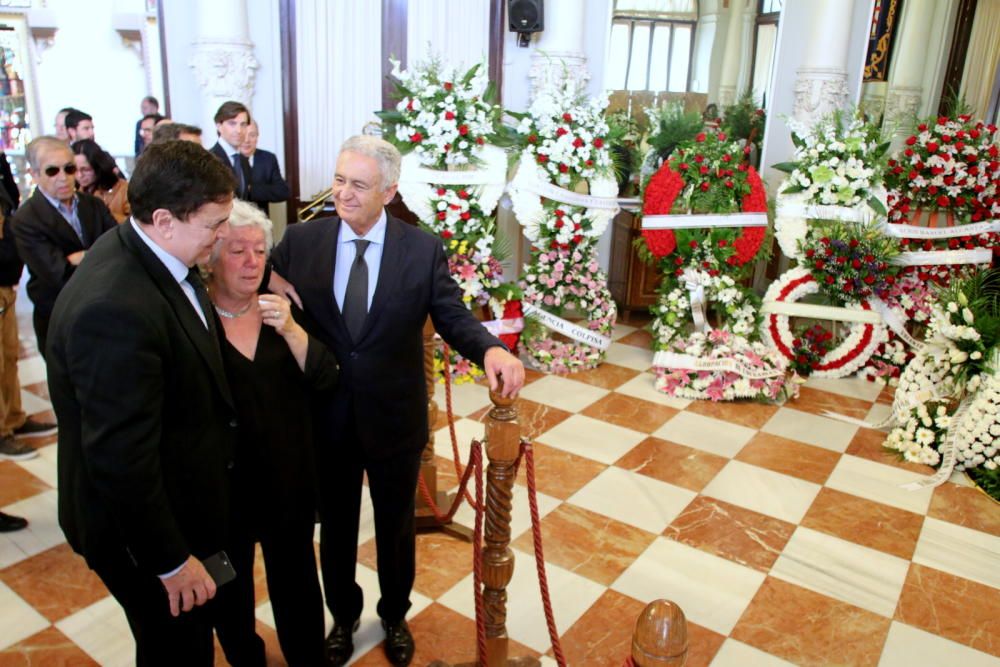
213, 301, 253, 319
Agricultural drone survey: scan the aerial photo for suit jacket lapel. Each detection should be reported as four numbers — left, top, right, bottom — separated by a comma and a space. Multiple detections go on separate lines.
357, 214, 406, 342
120, 223, 235, 408
33, 192, 84, 250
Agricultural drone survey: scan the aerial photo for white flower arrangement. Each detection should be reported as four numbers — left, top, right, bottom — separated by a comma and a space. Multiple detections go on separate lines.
951, 369, 1000, 472
649, 269, 758, 351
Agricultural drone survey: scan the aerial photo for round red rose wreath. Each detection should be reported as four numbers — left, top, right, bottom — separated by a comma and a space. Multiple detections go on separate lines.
640, 163, 768, 265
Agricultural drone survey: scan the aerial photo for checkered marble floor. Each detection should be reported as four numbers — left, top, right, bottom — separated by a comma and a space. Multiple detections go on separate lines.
2, 311, 1000, 666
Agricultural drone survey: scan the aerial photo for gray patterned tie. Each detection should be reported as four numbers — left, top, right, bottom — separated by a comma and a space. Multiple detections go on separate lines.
342, 239, 371, 341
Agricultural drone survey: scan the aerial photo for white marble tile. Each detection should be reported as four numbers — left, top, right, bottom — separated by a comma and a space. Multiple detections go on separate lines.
865, 401, 892, 425
19, 389, 52, 417
603, 342, 654, 371
437, 546, 605, 652
432, 381, 492, 417
653, 411, 755, 458
912, 517, 1000, 590
877, 621, 1000, 667
610, 323, 637, 341
535, 414, 645, 464
761, 407, 858, 452
612, 537, 765, 635
0, 580, 49, 651
710, 639, 796, 666
433, 418, 485, 461
614, 373, 691, 409
702, 460, 821, 523
517, 374, 609, 413
15, 452, 57, 489
770, 527, 909, 618
16, 355, 48, 387
0, 490, 64, 566
56, 596, 135, 666
804, 376, 884, 402
825, 455, 934, 515
452, 483, 560, 542
568, 466, 696, 534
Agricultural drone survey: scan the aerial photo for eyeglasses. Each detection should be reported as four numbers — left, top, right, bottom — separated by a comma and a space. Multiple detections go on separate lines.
43, 164, 78, 177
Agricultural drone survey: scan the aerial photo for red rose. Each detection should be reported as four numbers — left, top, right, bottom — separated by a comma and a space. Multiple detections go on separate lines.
905, 136, 917, 146
722, 154, 732, 163
725, 180, 734, 188
700, 165, 709, 175
695, 133, 706, 142
436, 188, 446, 196
437, 211, 447, 221
718, 239, 729, 247
825, 275, 835, 284
941, 134, 952, 143
554, 220, 563, 229
918, 124, 928, 131
562, 113, 573, 122
717, 132, 727, 141
458, 189, 469, 199
675, 256, 684, 265
955, 196, 966, 206
955, 141, 965, 151
937, 195, 950, 207
820, 237, 831, 245
836, 256, 847, 265
689, 240, 699, 249
444, 111, 455, 120
556, 127, 568, 137
537, 154, 548, 163
554, 209, 564, 217
458, 124, 469, 136
678, 162, 689, 171
814, 259, 826, 269
558, 163, 569, 173
441, 230, 452, 238
409, 132, 423, 143
573, 234, 583, 244
849, 239, 859, 248
593, 138, 604, 148
443, 82, 453, 90
585, 159, 594, 166
527, 134, 538, 144
694, 154, 704, 163
852, 259, 861, 269
700, 182, 710, 191
864, 275, 876, 284
926, 142, 939, 153
573, 137, 584, 148
904, 149, 914, 157
805, 248, 816, 258
476, 137, 485, 145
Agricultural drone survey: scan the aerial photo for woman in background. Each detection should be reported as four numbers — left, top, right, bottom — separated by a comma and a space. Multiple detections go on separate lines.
72, 139, 129, 223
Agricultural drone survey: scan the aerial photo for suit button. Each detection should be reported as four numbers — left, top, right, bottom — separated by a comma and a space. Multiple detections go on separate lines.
229, 418, 238, 428
226, 461, 235, 470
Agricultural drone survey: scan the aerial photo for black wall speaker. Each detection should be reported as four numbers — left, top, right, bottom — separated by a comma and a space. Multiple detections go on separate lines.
509, 0, 544, 34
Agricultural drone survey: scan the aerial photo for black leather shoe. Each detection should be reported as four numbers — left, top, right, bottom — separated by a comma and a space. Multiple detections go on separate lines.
381, 619, 414, 666
0, 511, 28, 532
325, 619, 359, 666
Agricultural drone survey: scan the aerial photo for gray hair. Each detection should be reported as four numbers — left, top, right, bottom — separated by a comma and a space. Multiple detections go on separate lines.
27, 136, 71, 170
207, 199, 274, 268
339, 135, 400, 190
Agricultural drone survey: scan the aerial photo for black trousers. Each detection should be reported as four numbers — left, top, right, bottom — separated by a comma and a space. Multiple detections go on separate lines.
93, 546, 265, 667
318, 425, 423, 626
32, 310, 48, 360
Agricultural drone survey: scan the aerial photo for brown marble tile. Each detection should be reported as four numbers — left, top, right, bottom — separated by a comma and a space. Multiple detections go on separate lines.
0, 460, 51, 507
734, 433, 841, 485
358, 530, 472, 599
928, 481, 1000, 538
790, 386, 873, 420
617, 328, 653, 349
581, 393, 678, 433
877, 384, 895, 405
22, 382, 50, 401
351, 602, 540, 666
732, 577, 892, 667
0, 544, 108, 622
845, 427, 933, 475
511, 503, 657, 586
0, 627, 100, 666
684, 399, 780, 430
615, 436, 728, 493
468, 398, 573, 442
664, 496, 795, 572
215, 620, 285, 667
895, 563, 1000, 658
511, 442, 607, 500
801, 488, 924, 560
252, 543, 270, 605
566, 363, 641, 390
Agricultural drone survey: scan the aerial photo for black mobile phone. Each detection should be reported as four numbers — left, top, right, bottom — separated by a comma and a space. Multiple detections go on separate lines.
203, 551, 237, 587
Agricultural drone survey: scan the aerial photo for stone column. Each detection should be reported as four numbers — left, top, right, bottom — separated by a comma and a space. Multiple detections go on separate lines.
792, 0, 853, 123
189, 0, 259, 136
716, 0, 748, 107
690, 0, 722, 94
884, 0, 935, 130
528, 0, 589, 98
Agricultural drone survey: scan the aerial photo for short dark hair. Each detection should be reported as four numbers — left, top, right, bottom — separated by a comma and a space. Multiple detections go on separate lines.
129, 141, 236, 224
71, 139, 122, 191
142, 96, 159, 108
152, 123, 202, 144
213, 101, 250, 126
141, 113, 165, 125
57, 107, 78, 116
65, 110, 93, 130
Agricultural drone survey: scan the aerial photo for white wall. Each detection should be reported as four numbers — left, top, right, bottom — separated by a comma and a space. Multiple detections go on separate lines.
34, 0, 150, 156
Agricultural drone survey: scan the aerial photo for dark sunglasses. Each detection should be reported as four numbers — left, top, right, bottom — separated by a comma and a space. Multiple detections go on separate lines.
44, 163, 78, 177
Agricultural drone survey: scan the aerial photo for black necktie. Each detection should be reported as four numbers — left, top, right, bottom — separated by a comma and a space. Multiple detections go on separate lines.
231, 153, 246, 198
186, 268, 218, 338
342, 239, 370, 341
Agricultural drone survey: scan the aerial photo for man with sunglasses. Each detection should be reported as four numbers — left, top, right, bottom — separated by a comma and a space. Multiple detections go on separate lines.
13, 136, 116, 358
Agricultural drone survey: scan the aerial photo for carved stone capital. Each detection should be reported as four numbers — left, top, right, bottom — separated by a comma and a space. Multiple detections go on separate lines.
189, 40, 259, 104
529, 50, 589, 101
884, 85, 923, 128
717, 85, 737, 109
792, 67, 848, 123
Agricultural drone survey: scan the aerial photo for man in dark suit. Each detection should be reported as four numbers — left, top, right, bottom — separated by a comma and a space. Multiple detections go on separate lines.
47, 140, 265, 666
209, 100, 253, 203
240, 120, 290, 211
13, 137, 117, 358
270, 135, 524, 667
135, 96, 160, 156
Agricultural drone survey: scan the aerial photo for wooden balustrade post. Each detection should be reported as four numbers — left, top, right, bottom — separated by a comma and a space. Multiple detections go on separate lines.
631, 599, 688, 666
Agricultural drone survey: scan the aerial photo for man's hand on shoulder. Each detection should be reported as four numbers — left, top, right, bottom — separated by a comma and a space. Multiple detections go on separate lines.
268, 270, 302, 309
161, 555, 217, 617
483, 346, 525, 398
